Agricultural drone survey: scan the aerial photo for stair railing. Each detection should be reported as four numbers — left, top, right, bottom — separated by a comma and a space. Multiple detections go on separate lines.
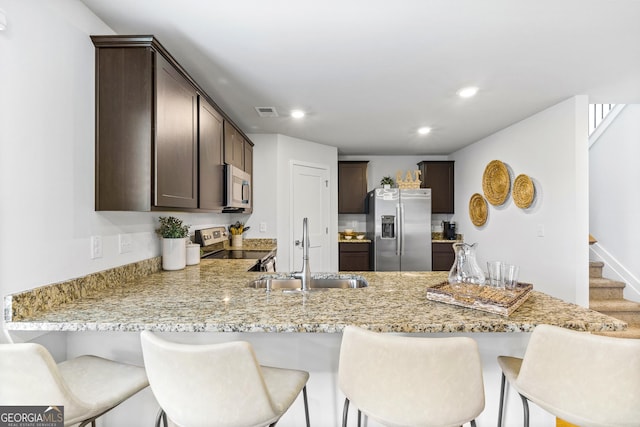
588, 104, 626, 147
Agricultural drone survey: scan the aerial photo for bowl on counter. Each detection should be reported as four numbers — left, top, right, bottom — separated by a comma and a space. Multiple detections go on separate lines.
344, 235, 353, 240
344, 229, 354, 234
356, 235, 365, 240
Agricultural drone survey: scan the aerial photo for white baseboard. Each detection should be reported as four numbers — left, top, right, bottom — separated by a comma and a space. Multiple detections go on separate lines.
590, 243, 640, 302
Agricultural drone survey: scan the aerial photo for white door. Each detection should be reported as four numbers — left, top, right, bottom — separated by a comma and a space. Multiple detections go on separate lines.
290, 162, 330, 272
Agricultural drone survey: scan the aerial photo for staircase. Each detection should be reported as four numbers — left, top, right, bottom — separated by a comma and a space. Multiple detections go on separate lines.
589, 261, 640, 338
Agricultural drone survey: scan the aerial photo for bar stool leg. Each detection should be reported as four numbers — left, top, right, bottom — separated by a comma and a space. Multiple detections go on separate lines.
519, 394, 530, 427
342, 398, 350, 427
302, 385, 311, 427
155, 409, 168, 427
497, 372, 506, 427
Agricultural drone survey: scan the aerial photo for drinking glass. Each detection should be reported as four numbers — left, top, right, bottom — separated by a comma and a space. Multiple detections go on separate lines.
487, 261, 503, 288
502, 264, 520, 290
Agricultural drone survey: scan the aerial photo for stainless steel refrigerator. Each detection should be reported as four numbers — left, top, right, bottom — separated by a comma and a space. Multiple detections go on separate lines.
366, 188, 432, 271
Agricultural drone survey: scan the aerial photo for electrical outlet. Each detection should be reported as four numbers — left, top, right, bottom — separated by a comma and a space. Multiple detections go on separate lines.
90, 235, 103, 259
259, 222, 267, 233
119, 233, 133, 254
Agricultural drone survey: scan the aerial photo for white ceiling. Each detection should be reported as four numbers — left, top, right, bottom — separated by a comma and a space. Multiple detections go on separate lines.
79, 0, 640, 155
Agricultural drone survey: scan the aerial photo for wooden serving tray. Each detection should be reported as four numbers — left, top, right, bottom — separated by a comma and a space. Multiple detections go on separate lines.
426, 281, 533, 317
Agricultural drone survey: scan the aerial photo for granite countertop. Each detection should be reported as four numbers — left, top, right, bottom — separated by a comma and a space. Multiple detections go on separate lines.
4, 260, 626, 334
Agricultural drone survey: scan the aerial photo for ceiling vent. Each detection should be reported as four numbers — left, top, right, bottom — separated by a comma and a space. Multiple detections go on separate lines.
254, 106, 279, 118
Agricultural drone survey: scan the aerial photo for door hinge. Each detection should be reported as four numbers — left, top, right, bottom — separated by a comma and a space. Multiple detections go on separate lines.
326, 227, 329, 234
325, 180, 329, 187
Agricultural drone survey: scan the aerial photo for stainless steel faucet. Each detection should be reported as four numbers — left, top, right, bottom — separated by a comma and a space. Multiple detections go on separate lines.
293, 217, 311, 291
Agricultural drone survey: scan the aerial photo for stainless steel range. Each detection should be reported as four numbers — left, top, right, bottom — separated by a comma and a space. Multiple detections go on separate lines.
194, 226, 276, 272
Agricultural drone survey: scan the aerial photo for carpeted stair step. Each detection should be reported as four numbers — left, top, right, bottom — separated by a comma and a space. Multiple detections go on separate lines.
592, 326, 640, 339
589, 261, 604, 279
589, 299, 640, 326
589, 277, 626, 300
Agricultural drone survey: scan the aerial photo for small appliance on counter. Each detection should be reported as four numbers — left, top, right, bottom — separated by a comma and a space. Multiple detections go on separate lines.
443, 221, 457, 240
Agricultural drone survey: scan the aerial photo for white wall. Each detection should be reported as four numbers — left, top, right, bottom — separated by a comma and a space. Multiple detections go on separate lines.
451, 96, 590, 304
590, 104, 640, 301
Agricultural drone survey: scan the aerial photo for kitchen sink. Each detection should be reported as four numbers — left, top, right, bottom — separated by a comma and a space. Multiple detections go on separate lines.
248, 275, 368, 291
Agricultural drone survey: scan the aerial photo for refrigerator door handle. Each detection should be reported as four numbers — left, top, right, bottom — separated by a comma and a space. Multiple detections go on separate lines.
395, 204, 401, 256
399, 202, 405, 255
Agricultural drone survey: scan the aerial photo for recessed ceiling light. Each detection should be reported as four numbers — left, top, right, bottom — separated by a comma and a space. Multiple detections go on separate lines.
457, 86, 479, 98
417, 127, 431, 135
291, 110, 305, 119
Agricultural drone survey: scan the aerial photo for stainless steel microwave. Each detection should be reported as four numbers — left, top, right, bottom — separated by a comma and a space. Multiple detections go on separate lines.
224, 165, 252, 212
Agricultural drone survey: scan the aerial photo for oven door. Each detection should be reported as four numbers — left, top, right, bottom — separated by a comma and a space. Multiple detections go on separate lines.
224, 165, 251, 211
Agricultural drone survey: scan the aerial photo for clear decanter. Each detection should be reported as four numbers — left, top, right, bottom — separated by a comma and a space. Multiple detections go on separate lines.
448, 242, 486, 285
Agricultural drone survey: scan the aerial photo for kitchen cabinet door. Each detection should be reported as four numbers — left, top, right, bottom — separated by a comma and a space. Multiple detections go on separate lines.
339, 243, 371, 271
418, 161, 454, 214
432, 242, 455, 271
338, 161, 369, 214
155, 54, 198, 209
224, 121, 244, 169
243, 140, 253, 174
94, 46, 153, 211
198, 98, 224, 211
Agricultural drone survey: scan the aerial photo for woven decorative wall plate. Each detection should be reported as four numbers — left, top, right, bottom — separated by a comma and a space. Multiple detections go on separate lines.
469, 193, 488, 226
482, 160, 510, 206
512, 174, 535, 208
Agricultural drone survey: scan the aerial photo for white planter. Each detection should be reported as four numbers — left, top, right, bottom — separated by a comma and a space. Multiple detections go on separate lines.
162, 237, 187, 270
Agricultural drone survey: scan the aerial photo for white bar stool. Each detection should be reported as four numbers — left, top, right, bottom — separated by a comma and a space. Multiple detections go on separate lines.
0, 340, 149, 426
497, 324, 640, 427
338, 325, 485, 427
140, 330, 311, 427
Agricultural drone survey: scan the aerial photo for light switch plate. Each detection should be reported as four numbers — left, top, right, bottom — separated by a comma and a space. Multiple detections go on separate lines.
119, 234, 133, 254
259, 222, 267, 232
536, 224, 545, 237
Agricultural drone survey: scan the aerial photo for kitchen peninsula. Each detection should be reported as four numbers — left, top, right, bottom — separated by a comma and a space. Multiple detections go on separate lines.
4, 260, 625, 427
4, 259, 623, 333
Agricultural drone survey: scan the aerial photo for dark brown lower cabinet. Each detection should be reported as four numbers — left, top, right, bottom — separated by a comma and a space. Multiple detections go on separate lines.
432, 242, 455, 271
339, 243, 371, 271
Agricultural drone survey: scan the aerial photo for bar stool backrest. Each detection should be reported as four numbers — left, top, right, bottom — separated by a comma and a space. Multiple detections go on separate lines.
516, 324, 640, 427
338, 326, 485, 427
140, 331, 279, 427
0, 343, 94, 422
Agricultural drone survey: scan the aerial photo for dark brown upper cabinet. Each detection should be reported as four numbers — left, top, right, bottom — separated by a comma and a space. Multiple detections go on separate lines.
92, 35, 252, 212
223, 121, 244, 170
155, 54, 198, 209
198, 98, 224, 211
417, 161, 455, 214
338, 161, 369, 214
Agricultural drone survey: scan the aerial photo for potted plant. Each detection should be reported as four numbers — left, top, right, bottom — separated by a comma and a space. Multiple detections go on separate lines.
380, 176, 395, 189
156, 216, 190, 270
